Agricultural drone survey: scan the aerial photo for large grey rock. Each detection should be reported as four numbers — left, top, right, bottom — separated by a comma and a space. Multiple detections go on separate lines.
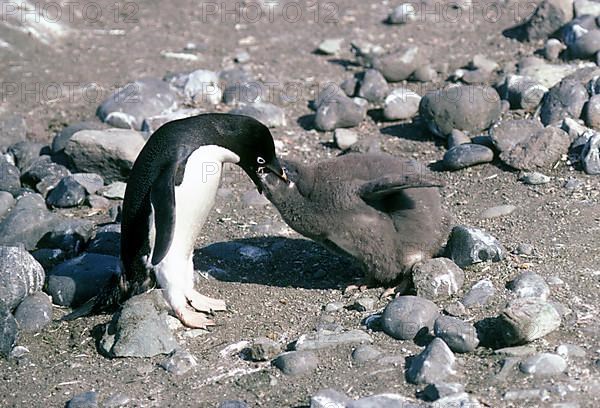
46, 176, 87, 208
273, 351, 319, 375
569, 29, 600, 59
13, 291, 52, 332
96, 78, 178, 130
314, 94, 367, 131
496, 75, 548, 111
0, 303, 18, 358
507, 271, 551, 300
383, 88, 421, 121
100, 291, 177, 358
381, 296, 439, 340
434, 316, 479, 353
489, 119, 544, 154
0, 191, 15, 219
51, 121, 106, 154
521, 0, 574, 41
46, 253, 120, 307
0, 246, 45, 310
0, 194, 59, 250
0, 157, 21, 196
540, 79, 589, 125
369, 46, 424, 82
406, 338, 456, 384
8, 141, 46, 172
419, 85, 502, 137
87, 224, 121, 257
64, 129, 146, 183
445, 226, 504, 268
497, 298, 561, 346
357, 69, 390, 103
412, 258, 465, 301
500, 126, 571, 170
229, 102, 286, 128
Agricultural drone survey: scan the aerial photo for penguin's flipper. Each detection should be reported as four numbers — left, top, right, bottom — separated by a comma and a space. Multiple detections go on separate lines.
358, 173, 443, 202
150, 162, 178, 266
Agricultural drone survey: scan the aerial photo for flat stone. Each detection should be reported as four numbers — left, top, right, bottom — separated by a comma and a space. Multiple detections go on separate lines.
519, 172, 551, 185
520, 353, 568, 376
351, 344, 383, 363
294, 329, 372, 350
381, 296, 439, 340
160, 349, 198, 375
272, 351, 318, 375
481, 205, 517, 219
443, 144, 494, 170
494, 345, 537, 357
317, 38, 344, 55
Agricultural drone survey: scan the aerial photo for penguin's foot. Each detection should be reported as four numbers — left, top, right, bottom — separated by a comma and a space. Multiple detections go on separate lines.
380, 278, 411, 299
343, 283, 368, 295
186, 290, 226, 313
175, 306, 215, 329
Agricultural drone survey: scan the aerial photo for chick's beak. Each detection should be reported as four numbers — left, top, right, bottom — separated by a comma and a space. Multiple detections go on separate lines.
266, 161, 288, 183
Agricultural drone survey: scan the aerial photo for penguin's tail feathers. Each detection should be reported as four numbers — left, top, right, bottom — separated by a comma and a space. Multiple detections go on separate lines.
61, 296, 98, 321
60, 274, 125, 322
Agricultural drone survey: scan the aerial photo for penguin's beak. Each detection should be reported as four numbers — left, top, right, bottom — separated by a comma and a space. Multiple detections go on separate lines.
266, 161, 288, 183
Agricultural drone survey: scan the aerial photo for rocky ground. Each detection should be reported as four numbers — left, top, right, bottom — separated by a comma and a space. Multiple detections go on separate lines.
1, 0, 600, 407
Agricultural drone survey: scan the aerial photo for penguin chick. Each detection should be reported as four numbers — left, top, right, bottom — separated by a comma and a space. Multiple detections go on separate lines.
260, 153, 450, 291
64, 113, 286, 328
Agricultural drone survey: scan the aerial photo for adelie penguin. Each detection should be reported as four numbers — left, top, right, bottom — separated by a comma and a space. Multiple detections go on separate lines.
64, 113, 286, 328
260, 152, 451, 295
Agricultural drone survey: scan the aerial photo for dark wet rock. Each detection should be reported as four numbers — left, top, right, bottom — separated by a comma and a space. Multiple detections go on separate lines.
160, 349, 198, 375
0, 156, 21, 195
20, 156, 70, 190
0, 192, 14, 219
462, 279, 496, 308
569, 29, 600, 60
445, 225, 504, 268
294, 329, 372, 350
443, 144, 494, 170
507, 271, 550, 300
381, 296, 439, 340
51, 121, 106, 154
369, 46, 424, 82
584, 95, 600, 129
540, 79, 589, 126
71, 173, 104, 195
520, 353, 567, 375
8, 141, 46, 172
501, 126, 570, 170
64, 129, 146, 183
87, 224, 121, 256
46, 253, 120, 307
490, 120, 544, 154
357, 69, 389, 103
419, 85, 502, 137
100, 291, 177, 358
412, 258, 464, 301
496, 75, 548, 111
66, 391, 98, 408
97, 78, 178, 130
46, 176, 86, 208
351, 344, 383, 363
0, 114, 27, 151
383, 88, 421, 121
229, 102, 286, 128
273, 351, 318, 375
248, 337, 281, 361
0, 193, 60, 250
31, 248, 66, 271
37, 218, 94, 255
0, 303, 18, 358
582, 132, 600, 174
0, 246, 45, 310
406, 338, 456, 384
314, 94, 367, 131
434, 315, 479, 353
310, 388, 350, 408
13, 291, 52, 333
520, 0, 573, 41
497, 298, 561, 346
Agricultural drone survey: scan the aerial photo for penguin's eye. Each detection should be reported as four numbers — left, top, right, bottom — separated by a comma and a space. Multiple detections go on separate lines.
257, 157, 266, 165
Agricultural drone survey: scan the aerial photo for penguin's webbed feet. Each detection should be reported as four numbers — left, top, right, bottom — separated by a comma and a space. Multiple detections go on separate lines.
186, 289, 227, 313
175, 307, 216, 329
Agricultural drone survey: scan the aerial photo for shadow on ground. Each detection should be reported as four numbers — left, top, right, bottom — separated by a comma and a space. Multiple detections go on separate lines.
194, 236, 362, 290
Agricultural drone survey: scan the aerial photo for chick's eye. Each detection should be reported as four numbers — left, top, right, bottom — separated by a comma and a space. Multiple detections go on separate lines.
257, 157, 266, 165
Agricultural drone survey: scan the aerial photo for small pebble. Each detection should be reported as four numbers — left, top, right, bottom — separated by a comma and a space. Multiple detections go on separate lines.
481, 204, 516, 219
334, 129, 358, 150
387, 3, 417, 24
515, 243, 534, 256
412, 258, 465, 301
317, 38, 344, 55
519, 171, 551, 185
160, 349, 198, 375
324, 301, 344, 313
351, 344, 382, 363
383, 88, 421, 120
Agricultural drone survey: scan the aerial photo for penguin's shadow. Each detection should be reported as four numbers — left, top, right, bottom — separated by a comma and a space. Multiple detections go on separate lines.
193, 237, 361, 289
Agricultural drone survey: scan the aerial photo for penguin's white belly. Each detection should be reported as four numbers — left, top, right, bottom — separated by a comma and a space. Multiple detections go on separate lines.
148, 145, 240, 303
